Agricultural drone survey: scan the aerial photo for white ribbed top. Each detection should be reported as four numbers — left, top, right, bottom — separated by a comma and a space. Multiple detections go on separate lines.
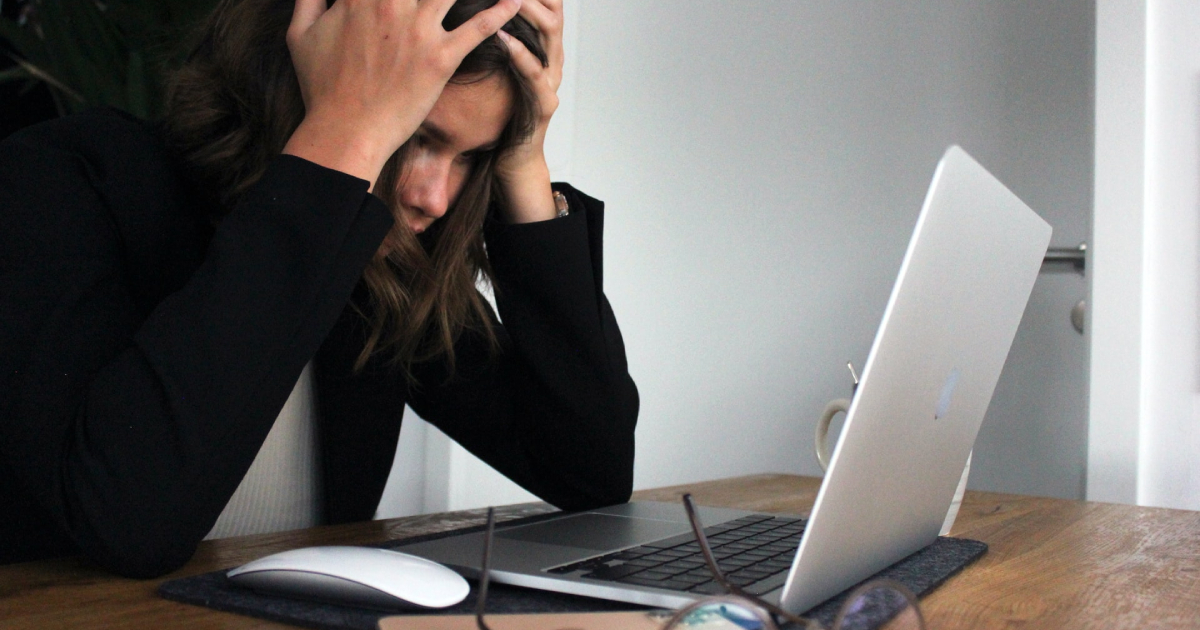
205, 362, 323, 539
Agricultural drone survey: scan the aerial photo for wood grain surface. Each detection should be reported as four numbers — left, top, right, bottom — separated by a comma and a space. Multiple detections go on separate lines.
2, 474, 1198, 629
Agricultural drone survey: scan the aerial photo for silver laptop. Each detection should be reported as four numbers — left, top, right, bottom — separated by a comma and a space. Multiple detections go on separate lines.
396, 146, 1052, 614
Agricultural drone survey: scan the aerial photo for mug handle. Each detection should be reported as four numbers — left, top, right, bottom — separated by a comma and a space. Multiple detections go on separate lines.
813, 397, 973, 535
814, 398, 851, 472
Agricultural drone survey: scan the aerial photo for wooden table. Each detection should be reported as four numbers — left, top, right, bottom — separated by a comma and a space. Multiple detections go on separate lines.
3, 474, 1199, 628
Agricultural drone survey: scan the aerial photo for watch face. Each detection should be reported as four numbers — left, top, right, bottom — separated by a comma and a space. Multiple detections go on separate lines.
553, 190, 569, 217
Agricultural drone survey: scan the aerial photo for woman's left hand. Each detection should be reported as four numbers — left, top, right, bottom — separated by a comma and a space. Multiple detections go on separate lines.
495, 0, 564, 223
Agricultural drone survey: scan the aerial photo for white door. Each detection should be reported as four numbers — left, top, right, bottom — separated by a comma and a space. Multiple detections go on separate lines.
946, 2, 1095, 501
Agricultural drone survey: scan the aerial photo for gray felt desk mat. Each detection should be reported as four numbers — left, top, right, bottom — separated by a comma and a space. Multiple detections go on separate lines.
158, 514, 987, 630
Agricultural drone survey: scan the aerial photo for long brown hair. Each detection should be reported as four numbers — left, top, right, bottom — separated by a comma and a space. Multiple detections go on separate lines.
161, 0, 548, 378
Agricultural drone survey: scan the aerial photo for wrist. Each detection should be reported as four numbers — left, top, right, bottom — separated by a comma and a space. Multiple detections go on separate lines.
497, 158, 557, 224
283, 116, 396, 189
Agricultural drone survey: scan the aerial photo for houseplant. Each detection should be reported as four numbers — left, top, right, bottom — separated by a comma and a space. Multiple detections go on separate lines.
0, 0, 220, 120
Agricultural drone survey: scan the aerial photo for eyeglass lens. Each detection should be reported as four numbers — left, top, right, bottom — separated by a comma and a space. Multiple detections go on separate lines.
830, 581, 924, 630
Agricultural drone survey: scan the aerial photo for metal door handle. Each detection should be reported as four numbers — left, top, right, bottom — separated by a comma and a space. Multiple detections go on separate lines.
1040, 243, 1087, 335
1043, 243, 1087, 273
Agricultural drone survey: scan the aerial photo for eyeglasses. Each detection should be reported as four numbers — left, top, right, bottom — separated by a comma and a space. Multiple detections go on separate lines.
474, 494, 926, 630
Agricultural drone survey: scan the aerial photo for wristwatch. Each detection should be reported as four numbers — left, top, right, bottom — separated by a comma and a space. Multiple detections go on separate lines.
553, 190, 569, 218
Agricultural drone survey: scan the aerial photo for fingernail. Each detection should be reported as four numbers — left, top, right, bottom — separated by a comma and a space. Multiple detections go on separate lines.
498, 29, 511, 42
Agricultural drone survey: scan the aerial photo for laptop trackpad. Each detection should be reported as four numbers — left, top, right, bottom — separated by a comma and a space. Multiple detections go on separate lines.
497, 513, 688, 551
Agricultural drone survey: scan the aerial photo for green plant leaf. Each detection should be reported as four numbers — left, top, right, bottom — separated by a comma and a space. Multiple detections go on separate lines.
3, 0, 223, 119
0, 16, 43, 59
0, 64, 30, 83
124, 50, 151, 119
0, 16, 50, 73
36, 1, 123, 112
3, 52, 84, 104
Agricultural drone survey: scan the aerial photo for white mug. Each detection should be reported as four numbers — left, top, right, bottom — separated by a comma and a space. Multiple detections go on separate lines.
815, 398, 971, 536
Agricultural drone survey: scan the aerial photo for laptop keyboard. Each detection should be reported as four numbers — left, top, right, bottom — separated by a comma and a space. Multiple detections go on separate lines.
546, 514, 806, 596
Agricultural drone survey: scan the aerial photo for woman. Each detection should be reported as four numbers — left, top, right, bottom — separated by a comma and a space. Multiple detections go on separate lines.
0, 0, 638, 577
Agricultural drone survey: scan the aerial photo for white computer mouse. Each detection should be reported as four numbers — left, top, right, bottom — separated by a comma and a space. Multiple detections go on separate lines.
227, 545, 470, 610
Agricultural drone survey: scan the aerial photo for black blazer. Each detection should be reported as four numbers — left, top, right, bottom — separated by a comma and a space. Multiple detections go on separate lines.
0, 109, 638, 577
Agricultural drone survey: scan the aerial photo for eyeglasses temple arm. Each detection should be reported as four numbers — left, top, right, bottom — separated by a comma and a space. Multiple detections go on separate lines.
681, 494, 732, 589
475, 507, 495, 630
681, 494, 818, 630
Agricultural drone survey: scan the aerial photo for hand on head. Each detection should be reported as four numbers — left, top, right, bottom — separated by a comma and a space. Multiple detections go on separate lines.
492, 0, 565, 223
495, 0, 562, 176
282, 0, 523, 188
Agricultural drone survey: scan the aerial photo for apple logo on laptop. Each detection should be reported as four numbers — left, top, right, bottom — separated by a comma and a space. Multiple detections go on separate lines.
934, 368, 960, 420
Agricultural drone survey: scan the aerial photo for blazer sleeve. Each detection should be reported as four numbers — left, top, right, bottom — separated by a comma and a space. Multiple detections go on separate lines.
0, 118, 392, 577
405, 184, 639, 511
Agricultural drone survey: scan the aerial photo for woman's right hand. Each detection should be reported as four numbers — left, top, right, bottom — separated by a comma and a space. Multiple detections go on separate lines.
282, 0, 522, 188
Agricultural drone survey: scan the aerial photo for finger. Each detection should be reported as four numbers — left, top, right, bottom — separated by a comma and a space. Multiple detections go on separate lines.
517, 0, 562, 71
520, 0, 563, 13
518, 0, 560, 37
446, 0, 522, 56
500, 29, 549, 84
289, 0, 326, 36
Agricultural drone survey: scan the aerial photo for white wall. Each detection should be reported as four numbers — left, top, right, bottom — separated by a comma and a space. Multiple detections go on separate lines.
378, 0, 1097, 515
1091, 0, 1200, 510
570, 0, 1094, 492
1140, 0, 1200, 509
